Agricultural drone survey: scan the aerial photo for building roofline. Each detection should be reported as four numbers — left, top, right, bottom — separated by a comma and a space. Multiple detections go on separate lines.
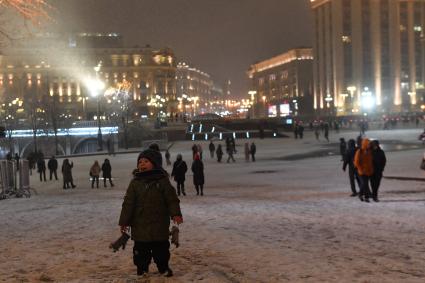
248, 48, 313, 77
310, 0, 331, 9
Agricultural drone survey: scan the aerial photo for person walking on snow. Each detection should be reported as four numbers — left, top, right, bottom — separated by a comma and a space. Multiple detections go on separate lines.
48, 156, 58, 181
342, 139, 359, 197
171, 154, 188, 196
37, 156, 46, 182
370, 140, 386, 202
62, 159, 76, 189
216, 144, 223, 163
250, 142, 257, 162
90, 160, 101, 188
119, 149, 182, 277
244, 142, 250, 162
191, 153, 205, 196
101, 159, 114, 187
209, 141, 215, 159
354, 138, 374, 202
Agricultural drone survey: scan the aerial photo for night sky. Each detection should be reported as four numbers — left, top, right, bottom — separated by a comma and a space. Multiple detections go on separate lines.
52, 0, 313, 98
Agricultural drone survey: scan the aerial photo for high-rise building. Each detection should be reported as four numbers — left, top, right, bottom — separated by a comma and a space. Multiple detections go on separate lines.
248, 48, 314, 118
311, 0, 425, 115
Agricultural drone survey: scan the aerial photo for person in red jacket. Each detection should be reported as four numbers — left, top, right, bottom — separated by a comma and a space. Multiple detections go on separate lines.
354, 138, 374, 202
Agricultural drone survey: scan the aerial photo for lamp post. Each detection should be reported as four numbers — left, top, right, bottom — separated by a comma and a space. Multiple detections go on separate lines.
86, 67, 105, 151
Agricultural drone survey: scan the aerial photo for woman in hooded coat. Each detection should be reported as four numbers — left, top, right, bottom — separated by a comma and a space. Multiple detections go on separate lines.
191, 153, 205, 196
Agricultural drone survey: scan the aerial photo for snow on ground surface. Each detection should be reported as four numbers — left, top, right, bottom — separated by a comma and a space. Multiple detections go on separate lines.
1, 128, 425, 282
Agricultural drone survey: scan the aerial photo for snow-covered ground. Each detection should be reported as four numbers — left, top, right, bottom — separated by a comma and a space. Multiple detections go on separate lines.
1, 128, 425, 282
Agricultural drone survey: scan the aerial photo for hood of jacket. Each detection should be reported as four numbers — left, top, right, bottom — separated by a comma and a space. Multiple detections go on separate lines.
361, 138, 370, 150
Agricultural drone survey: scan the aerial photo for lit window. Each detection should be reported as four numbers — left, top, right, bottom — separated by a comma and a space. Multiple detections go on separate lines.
414, 26, 422, 32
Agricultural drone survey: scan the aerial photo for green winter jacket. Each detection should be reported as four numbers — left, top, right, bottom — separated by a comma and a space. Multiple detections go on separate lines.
119, 169, 182, 242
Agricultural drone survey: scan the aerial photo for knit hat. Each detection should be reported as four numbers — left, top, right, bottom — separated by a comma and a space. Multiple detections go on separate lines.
137, 149, 163, 169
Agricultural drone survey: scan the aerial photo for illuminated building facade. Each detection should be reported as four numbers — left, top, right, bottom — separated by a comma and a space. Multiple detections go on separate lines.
0, 33, 177, 126
311, 0, 425, 115
247, 48, 314, 118
176, 62, 213, 117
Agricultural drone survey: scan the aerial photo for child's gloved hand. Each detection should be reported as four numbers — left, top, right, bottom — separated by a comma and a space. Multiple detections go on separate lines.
172, 216, 183, 224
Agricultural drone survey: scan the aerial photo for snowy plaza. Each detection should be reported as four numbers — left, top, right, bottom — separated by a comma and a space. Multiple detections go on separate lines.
1, 128, 425, 282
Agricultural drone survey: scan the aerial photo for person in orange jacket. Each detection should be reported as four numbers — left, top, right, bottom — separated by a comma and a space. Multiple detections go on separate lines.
354, 138, 374, 202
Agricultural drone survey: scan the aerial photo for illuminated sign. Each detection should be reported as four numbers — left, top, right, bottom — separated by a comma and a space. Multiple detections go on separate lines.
279, 104, 290, 116
268, 105, 277, 117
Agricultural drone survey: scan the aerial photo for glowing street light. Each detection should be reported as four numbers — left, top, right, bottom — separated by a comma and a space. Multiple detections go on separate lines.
84, 75, 105, 151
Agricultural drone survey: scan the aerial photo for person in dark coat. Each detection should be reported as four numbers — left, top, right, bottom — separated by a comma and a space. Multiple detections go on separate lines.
62, 159, 76, 189
342, 139, 358, 197
298, 125, 304, 139
216, 144, 223, 162
226, 143, 235, 163
339, 138, 347, 161
191, 153, 205, 196
27, 152, 36, 175
14, 153, 20, 171
324, 123, 329, 142
171, 154, 187, 196
209, 141, 215, 158
250, 142, 256, 162
47, 156, 58, 181
370, 140, 386, 202
101, 159, 114, 187
119, 149, 182, 277
37, 157, 46, 182
191, 144, 198, 160
165, 150, 171, 166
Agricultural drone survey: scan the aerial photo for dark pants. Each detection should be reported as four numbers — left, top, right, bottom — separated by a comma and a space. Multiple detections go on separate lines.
348, 166, 357, 194
91, 176, 99, 188
176, 181, 185, 195
49, 170, 58, 180
39, 169, 46, 182
359, 175, 372, 199
133, 241, 170, 273
227, 153, 235, 162
370, 172, 383, 199
251, 153, 256, 162
195, 184, 203, 195
103, 177, 114, 187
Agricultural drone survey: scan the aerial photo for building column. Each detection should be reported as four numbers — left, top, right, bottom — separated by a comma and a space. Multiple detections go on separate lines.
407, 1, 417, 106
332, 0, 344, 110
389, 0, 402, 110
371, 0, 382, 107
351, 0, 363, 109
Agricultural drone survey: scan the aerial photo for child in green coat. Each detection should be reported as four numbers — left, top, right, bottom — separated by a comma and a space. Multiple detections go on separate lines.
119, 149, 183, 277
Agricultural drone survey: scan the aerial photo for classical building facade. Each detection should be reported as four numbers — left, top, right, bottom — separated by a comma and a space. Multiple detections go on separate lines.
247, 48, 314, 118
0, 33, 177, 128
176, 62, 213, 116
311, 0, 425, 116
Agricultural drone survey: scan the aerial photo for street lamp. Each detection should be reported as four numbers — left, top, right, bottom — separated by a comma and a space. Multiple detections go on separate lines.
85, 76, 105, 151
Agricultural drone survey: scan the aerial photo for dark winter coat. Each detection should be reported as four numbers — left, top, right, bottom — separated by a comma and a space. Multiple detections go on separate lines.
102, 161, 112, 178
250, 143, 256, 155
47, 158, 58, 171
119, 169, 182, 242
209, 142, 215, 152
171, 160, 187, 182
343, 140, 356, 171
62, 160, 74, 183
37, 159, 46, 172
372, 148, 387, 174
216, 145, 223, 157
191, 159, 205, 186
